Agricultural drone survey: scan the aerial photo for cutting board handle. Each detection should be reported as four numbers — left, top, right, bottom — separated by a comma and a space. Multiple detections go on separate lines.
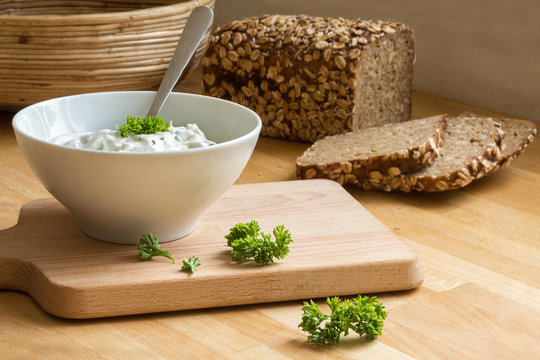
0, 201, 53, 294
0, 199, 76, 293
0, 255, 61, 317
0, 257, 31, 292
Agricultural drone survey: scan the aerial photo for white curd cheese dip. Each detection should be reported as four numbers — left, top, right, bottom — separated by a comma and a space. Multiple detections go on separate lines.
51, 123, 215, 152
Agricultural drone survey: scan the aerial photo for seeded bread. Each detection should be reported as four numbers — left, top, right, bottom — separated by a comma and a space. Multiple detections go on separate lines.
202, 14, 415, 142
459, 112, 537, 169
296, 115, 446, 187
373, 115, 505, 192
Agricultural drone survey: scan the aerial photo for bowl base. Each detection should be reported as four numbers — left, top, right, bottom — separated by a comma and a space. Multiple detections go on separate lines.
79, 221, 198, 245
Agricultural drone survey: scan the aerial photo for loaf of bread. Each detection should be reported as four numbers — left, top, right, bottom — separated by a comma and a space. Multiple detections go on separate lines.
296, 115, 446, 188
201, 14, 415, 142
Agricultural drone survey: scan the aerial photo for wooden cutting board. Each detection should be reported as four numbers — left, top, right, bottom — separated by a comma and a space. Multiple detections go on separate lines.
0, 179, 422, 319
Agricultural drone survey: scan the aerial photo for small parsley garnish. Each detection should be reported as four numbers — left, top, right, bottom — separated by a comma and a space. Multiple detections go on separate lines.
298, 295, 388, 345
181, 256, 201, 273
225, 220, 293, 265
118, 115, 170, 138
136, 233, 175, 263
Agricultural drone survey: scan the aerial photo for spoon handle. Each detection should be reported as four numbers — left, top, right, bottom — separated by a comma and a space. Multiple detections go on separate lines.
146, 6, 214, 117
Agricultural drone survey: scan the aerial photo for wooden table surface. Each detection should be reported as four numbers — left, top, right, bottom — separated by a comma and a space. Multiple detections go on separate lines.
0, 72, 539, 359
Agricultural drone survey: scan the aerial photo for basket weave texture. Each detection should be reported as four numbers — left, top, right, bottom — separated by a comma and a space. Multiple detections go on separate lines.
0, 0, 215, 110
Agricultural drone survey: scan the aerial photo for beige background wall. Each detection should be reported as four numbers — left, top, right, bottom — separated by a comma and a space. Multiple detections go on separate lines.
213, 0, 540, 122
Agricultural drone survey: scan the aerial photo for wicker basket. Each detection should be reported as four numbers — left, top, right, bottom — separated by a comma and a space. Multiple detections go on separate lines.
0, 0, 215, 110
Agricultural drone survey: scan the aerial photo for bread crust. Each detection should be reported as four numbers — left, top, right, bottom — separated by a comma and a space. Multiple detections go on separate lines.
459, 111, 537, 170
202, 14, 415, 142
391, 117, 506, 192
296, 115, 446, 187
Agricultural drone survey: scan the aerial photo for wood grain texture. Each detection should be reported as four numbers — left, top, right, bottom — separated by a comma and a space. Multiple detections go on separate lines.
0, 69, 538, 359
0, 180, 422, 318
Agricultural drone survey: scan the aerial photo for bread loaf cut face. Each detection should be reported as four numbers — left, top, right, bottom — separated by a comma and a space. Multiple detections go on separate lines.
459, 112, 536, 170
296, 115, 446, 188
393, 116, 505, 192
202, 15, 415, 142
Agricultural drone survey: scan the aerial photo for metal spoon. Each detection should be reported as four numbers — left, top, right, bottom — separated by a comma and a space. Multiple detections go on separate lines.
146, 6, 214, 117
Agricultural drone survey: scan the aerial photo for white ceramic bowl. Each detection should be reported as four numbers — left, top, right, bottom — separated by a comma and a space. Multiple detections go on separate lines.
13, 91, 261, 244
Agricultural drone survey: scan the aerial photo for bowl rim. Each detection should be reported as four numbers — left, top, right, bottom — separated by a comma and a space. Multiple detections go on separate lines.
12, 90, 262, 157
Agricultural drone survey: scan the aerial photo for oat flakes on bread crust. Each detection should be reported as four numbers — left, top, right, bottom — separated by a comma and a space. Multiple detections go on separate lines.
296, 115, 446, 187
459, 111, 536, 170
202, 14, 415, 142
379, 115, 505, 192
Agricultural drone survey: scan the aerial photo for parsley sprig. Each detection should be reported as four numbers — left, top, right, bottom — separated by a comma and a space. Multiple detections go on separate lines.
118, 115, 170, 138
181, 256, 201, 273
299, 295, 387, 345
137, 233, 175, 263
225, 220, 293, 265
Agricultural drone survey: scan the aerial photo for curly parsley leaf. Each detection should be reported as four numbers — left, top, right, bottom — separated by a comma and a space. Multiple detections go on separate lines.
136, 233, 175, 263
298, 295, 387, 345
225, 220, 260, 247
225, 221, 293, 265
118, 115, 170, 138
181, 256, 201, 273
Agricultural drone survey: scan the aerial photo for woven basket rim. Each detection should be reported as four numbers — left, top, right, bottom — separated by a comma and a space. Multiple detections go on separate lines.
0, 0, 213, 25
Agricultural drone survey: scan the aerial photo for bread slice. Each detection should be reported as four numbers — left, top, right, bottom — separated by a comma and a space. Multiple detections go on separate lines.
296, 115, 446, 187
460, 112, 537, 170
387, 115, 506, 192
202, 14, 415, 142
